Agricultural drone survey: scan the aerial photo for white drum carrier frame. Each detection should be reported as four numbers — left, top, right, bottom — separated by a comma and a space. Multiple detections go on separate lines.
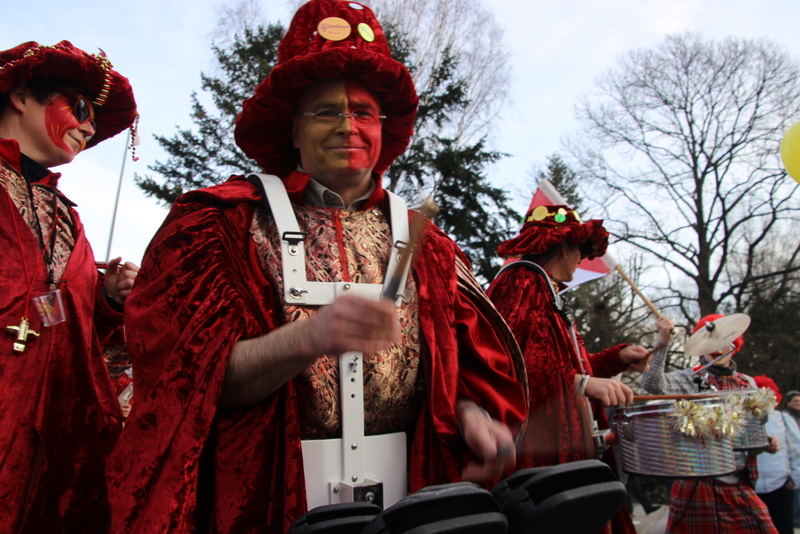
250, 174, 411, 511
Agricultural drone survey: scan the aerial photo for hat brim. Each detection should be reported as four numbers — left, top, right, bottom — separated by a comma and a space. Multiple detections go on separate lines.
234, 47, 417, 176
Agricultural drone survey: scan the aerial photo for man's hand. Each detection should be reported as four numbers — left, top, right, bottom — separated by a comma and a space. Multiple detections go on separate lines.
583, 377, 634, 407
766, 435, 780, 454
620, 345, 652, 373
304, 294, 401, 357
457, 400, 516, 484
104, 257, 139, 305
656, 316, 674, 344
221, 294, 401, 407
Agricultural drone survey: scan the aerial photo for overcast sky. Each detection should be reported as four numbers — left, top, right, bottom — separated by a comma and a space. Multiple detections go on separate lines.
3, 0, 799, 266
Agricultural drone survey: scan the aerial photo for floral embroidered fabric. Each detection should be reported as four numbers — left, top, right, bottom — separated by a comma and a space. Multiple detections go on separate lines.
1, 163, 75, 282
251, 203, 423, 438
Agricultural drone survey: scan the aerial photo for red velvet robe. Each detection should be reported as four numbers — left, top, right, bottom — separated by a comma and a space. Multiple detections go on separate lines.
0, 140, 123, 534
108, 175, 527, 534
487, 262, 636, 534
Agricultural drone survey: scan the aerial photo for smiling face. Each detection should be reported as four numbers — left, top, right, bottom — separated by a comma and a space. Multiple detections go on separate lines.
6, 85, 96, 168
292, 78, 382, 201
44, 93, 95, 155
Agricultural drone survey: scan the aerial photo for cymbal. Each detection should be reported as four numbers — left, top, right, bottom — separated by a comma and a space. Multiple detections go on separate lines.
683, 313, 751, 357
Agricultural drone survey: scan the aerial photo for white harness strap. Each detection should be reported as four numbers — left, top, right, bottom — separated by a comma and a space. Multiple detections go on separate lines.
249, 173, 410, 306
248, 174, 411, 509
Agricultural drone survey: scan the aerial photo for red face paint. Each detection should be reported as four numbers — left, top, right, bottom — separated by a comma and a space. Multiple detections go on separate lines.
341, 78, 381, 173
293, 78, 383, 194
44, 94, 85, 155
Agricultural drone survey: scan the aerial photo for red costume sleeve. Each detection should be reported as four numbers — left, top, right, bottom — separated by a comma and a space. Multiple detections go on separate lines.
585, 341, 630, 379
404, 221, 527, 493
92, 272, 124, 345
108, 188, 304, 534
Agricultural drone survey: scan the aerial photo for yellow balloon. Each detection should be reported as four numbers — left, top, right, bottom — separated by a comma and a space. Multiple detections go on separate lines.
781, 121, 800, 183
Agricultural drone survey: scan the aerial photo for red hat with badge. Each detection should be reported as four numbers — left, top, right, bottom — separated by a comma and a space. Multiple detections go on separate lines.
234, 0, 418, 177
0, 40, 138, 148
497, 204, 609, 260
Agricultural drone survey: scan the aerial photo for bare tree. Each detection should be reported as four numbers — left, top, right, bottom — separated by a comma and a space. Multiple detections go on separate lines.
569, 33, 800, 323
362, 0, 509, 145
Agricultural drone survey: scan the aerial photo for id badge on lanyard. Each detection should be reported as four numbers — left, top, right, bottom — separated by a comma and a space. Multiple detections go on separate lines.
32, 289, 66, 326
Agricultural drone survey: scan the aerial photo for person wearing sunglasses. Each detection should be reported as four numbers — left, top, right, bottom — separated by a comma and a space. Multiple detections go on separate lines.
0, 41, 138, 533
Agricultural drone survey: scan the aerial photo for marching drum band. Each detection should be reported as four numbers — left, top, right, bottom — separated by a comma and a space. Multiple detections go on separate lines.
0, 1, 793, 533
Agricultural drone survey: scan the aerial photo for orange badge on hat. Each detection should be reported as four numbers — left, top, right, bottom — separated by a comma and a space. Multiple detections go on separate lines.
318, 17, 351, 41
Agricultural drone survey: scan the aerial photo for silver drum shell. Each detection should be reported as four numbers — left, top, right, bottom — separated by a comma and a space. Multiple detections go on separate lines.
613, 400, 736, 478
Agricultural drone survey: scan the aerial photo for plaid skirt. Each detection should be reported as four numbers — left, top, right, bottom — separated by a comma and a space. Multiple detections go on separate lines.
666, 478, 778, 533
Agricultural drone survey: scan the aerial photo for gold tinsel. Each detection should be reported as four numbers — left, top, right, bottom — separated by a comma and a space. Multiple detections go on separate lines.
671, 400, 709, 438
670, 398, 737, 439
714, 397, 746, 437
743, 388, 777, 420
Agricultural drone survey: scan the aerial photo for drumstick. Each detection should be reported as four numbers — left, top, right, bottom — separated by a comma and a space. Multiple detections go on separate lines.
632, 394, 718, 402
615, 265, 660, 317
381, 197, 438, 300
614, 265, 676, 335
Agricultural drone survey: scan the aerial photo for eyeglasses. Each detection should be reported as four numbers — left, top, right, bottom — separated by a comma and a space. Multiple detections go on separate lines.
56, 90, 96, 132
298, 109, 386, 127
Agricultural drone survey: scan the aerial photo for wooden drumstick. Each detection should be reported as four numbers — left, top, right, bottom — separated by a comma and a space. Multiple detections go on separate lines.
615, 265, 660, 317
632, 394, 718, 402
615, 265, 675, 335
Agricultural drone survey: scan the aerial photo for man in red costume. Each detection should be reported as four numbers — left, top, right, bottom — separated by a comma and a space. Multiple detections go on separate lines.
0, 41, 138, 533
642, 314, 779, 533
487, 205, 656, 534
108, 1, 528, 532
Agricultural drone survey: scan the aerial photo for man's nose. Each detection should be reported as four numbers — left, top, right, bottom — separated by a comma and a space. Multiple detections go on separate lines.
335, 113, 359, 134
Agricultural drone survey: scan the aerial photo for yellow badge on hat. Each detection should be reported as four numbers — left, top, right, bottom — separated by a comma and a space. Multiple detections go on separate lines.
318, 17, 351, 41
357, 23, 375, 42
530, 206, 549, 221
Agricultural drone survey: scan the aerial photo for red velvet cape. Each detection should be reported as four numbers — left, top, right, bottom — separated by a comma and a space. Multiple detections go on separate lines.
109, 176, 527, 534
0, 141, 123, 533
487, 263, 636, 534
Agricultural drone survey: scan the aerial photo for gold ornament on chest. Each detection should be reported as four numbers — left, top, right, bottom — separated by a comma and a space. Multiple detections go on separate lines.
6, 317, 40, 352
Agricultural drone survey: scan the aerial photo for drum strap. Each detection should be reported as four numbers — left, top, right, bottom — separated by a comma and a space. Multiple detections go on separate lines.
246, 173, 411, 509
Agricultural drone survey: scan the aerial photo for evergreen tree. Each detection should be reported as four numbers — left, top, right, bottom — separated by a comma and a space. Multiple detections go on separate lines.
135, 19, 518, 283
135, 23, 284, 204
533, 154, 583, 213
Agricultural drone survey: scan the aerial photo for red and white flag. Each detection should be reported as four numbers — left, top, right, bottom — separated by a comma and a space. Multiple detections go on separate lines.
511, 179, 616, 289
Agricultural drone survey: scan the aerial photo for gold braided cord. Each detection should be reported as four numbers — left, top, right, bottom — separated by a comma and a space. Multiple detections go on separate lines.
1, 43, 115, 107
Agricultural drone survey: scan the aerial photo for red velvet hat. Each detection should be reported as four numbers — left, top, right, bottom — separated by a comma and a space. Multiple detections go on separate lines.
692, 314, 745, 355
497, 205, 609, 260
234, 0, 418, 176
753, 375, 782, 404
0, 40, 137, 148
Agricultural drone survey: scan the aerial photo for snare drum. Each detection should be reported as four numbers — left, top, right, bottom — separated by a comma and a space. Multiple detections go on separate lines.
705, 389, 769, 452
613, 399, 736, 478
733, 415, 769, 451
